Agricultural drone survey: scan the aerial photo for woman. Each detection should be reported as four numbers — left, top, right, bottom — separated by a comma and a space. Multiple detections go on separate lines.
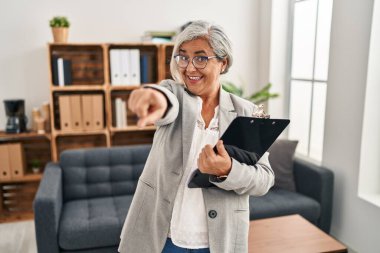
118, 20, 274, 253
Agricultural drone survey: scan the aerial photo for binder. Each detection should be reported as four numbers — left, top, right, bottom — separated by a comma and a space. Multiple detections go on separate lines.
8, 143, 26, 178
0, 144, 11, 180
92, 95, 104, 130
110, 49, 122, 85
70, 95, 83, 131
59, 95, 72, 131
129, 49, 141, 85
140, 54, 149, 83
115, 98, 122, 128
81, 95, 93, 131
122, 99, 127, 127
52, 56, 59, 86
188, 117, 290, 188
120, 49, 131, 85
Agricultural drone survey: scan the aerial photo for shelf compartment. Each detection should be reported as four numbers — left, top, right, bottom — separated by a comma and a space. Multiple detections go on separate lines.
0, 135, 51, 177
56, 134, 107, 160
0, 181, 40, 215
49, 44, 105, 86
110, 90, 139, 127
108, 44, 159, 85
52, 91, 106, 131
111, 130, 155, 146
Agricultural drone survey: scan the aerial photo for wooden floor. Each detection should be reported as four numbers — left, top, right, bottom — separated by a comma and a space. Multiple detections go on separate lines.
0, 219, 37, 253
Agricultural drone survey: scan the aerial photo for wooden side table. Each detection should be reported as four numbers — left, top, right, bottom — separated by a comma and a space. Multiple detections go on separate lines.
249, 214, 347, 253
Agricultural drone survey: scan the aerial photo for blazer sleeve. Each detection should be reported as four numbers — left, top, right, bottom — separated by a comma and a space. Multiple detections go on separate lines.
143, 80, 179, 126
210, 152, 275, 196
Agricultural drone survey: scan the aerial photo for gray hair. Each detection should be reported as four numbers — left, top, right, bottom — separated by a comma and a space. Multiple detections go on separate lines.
170, 20, 233, 83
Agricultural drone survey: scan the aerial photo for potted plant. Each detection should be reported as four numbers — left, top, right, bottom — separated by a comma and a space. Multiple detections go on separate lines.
222, 81, 279, 105
31, 159, 42, 174
50, 16, 70, 43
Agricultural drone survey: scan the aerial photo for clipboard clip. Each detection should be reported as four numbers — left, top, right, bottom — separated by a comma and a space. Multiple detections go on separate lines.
252, 104, 270, 119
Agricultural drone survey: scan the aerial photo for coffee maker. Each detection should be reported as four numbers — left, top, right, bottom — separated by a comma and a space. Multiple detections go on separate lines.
3, 99, 28, 133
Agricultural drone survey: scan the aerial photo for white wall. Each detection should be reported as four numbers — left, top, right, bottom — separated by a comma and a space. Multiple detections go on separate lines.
358, 0, 380, 207
0, 0, 260, 128
323, 0, 380, 252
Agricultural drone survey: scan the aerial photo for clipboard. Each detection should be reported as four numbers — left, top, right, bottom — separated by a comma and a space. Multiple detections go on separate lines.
188, 116, 290, 188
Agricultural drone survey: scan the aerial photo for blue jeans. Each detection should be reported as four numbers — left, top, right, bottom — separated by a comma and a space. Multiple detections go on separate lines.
162, 238, 210, 253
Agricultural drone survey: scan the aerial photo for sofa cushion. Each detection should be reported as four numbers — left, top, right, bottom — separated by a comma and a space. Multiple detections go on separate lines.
268, 139, 298, 191
58, 195, 133, 251
60, 145, 151, 201
249, 187, 320, 224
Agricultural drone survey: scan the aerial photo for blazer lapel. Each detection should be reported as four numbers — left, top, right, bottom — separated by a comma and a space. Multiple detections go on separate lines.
219, 89, 237, 136
182, 89, 198, 168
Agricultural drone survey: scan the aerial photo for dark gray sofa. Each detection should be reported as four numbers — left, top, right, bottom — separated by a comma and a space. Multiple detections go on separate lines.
34, 144, 333, 253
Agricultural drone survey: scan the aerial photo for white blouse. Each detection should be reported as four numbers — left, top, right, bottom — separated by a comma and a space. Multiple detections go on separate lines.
169, 97, 219, 249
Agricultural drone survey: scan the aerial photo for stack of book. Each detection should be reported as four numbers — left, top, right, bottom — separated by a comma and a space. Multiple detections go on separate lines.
110, 49, 141, 86
110, 49, 157, 86
142, 31, 177, 43
52, 56, 72, 86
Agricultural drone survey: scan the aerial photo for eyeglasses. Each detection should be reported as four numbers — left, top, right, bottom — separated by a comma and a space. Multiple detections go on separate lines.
173, 55, 219, 69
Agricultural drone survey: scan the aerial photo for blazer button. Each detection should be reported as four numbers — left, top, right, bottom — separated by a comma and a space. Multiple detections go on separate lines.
208, 210, 217, 219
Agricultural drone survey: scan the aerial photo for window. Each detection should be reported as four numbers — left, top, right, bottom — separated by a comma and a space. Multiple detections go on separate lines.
288, 0, 333, 161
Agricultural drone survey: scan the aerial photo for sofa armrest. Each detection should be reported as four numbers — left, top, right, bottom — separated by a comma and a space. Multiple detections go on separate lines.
33, 162, 63, 253
293, 158, 334, 233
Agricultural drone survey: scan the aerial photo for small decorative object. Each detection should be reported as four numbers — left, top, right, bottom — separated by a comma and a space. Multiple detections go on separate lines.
50, 16, 70, 43
32, 102, 51, 134
31, 159, 42, 174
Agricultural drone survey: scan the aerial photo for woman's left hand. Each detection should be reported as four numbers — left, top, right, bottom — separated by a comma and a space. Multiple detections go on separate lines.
198, 140, 232, 176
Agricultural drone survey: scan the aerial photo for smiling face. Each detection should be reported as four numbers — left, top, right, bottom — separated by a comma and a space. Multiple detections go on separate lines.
178, 38, 227, 99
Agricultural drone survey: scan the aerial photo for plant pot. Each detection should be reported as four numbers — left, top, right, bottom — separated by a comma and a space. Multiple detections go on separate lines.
52, 27, 69, 43
32, 167, 41, 174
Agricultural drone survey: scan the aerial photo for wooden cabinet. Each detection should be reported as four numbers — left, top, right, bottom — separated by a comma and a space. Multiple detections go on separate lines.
48, 42, 174, 161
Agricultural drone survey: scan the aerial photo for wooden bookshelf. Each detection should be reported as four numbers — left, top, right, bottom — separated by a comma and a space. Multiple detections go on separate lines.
48, 42, 174, 161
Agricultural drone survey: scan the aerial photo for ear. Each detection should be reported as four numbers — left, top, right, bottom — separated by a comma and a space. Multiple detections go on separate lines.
220, 57, 228, 73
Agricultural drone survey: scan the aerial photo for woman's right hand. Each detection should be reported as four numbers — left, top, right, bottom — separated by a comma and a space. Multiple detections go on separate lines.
128, 88, 168, 128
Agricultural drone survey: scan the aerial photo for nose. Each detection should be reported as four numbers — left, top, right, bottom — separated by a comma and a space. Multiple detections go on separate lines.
186, 59, 197, 72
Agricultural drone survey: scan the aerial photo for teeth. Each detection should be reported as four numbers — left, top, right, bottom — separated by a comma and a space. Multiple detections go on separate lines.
189, 76, 201, 80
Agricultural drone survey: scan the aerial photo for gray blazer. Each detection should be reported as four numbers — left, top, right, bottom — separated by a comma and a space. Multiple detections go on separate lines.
118, 80, 274, 253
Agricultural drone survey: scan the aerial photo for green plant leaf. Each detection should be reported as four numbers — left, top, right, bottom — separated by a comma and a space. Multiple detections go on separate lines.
222, 81, 243, 97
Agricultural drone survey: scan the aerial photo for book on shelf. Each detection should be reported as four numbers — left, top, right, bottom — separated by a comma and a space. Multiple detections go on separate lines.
115, 98, 127, 128
110, 49, 141, 86
140, 52, 156, 84
129, 49, 141, 85
110, 49, 122, 85
52, 56, 72, 86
